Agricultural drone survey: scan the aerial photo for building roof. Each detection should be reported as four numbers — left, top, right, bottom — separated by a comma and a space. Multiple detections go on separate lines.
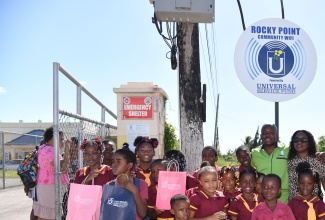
6, 129, 44, 145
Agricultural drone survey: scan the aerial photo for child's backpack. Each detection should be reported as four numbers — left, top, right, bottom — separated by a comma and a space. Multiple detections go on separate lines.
17, 146, 39, 190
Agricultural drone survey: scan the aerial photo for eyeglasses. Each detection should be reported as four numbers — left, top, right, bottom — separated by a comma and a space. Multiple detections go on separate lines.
292, 138, 308, 143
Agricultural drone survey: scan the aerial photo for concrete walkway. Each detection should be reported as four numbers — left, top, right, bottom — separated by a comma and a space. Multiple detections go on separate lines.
0, 186, 32, 219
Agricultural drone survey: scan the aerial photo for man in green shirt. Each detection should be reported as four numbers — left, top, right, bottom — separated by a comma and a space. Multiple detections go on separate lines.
251, 124, 289, 203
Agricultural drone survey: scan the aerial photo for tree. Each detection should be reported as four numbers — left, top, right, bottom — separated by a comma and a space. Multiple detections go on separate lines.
242, 136, 253, 146
241, 135, 259, 151
164, 122, 179, 153
318, 136, 325, 152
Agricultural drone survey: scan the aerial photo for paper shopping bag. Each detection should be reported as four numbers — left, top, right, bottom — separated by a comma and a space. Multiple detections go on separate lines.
100, 182, 137, 220
66, 183, 102, 220
156, 171, 187, 210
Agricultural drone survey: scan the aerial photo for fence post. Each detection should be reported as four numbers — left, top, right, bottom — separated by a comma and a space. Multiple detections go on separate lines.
1, 131, 5, 189
53, 62, 61, 220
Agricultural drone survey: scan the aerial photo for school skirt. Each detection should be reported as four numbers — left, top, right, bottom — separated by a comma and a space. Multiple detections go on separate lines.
33, 184, 55, 219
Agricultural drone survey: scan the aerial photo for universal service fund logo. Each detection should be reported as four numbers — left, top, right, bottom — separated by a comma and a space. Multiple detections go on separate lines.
234, 18, 317, 102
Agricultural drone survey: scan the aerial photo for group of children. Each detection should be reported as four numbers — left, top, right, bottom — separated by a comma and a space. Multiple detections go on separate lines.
167, 146, 325, 220
72, 136, 325, 220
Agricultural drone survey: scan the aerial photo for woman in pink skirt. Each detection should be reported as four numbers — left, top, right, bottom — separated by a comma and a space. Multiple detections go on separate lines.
33, 126, 70, 220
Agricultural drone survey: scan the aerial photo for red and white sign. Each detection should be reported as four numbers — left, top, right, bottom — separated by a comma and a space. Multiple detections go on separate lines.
122, 96, 153, 119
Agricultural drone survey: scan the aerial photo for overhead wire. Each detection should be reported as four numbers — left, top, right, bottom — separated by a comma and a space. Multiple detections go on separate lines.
204, 24, 217, 109
211, 23, 219, 96
199, 26, 215, 112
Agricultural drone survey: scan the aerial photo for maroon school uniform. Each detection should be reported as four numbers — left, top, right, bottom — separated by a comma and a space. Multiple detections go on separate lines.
251, 201, 296, 220
186, 174, 198, 189
237, 165, 256, 173
192, 165, 221, 181
186, 186, 200, 198
147, 184, 174, 219
136, 165, 153, 186
224, 189, 241, 204
74, 165, 114, 185
228, 193, 264, 220
288, 195, 325, 220
189, 190, 228, 218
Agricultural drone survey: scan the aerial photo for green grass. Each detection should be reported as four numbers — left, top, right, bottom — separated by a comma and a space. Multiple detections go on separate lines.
0, 170, 19, 178
216, 156, 239, 167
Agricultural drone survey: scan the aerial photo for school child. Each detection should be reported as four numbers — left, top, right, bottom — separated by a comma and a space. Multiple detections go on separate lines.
288, 161, 325, 220
170, 194, 190, 220
134, 136, 158, 186
189, 166, 228, 219
186, 161, 210, 198
235, 145, 255, 172
110, 149, 148, 220
192, 146, 221, 181
102, 139, 115, 167
147, 159, 174, 220
74, 139, 115, 185
255, 172, 265, 199
251, 174, 295, 220
220, 165, 241, 204
228, 170, 264, 220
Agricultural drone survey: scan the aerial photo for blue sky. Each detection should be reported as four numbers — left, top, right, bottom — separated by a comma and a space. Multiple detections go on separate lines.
0, 0, 324, 154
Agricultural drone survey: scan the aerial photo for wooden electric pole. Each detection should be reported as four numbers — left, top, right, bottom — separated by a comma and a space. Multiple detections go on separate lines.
177, 22, 204, 174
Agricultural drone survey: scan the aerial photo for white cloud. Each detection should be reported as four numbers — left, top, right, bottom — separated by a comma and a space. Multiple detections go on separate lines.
0, 87, 7, 94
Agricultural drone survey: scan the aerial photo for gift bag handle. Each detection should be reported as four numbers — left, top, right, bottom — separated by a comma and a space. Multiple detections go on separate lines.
81, 173, 94, 185
167, 159, 179, 172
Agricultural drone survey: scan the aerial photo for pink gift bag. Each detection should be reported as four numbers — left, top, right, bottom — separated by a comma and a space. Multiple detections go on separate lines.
156, 160, 186, 210
67, 183, 102, 220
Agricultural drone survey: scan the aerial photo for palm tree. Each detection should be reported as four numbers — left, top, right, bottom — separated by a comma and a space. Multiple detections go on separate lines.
241, 136, 254, 150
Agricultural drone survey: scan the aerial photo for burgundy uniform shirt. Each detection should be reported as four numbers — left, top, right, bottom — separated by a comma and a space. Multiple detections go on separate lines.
237, 165, 256, 173
136, 165, 153, 186
189, 190, 228, 218
224, 189, 241, 204
251, 200, 296, 220
74, 165, 114, 185
228, 193, 264, 220
288, 195, 325, 220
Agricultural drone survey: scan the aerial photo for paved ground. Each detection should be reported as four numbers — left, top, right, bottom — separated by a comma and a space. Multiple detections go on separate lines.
0, 177, 22, 189
0, 186, 32, 220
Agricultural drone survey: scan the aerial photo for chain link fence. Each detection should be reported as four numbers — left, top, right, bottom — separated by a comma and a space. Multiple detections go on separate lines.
53, 62, 117, 219
59, 111, 114, 219
0, 115, 114, 219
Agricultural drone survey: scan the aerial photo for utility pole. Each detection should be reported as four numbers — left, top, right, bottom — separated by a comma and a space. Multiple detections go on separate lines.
177, 23, 204, 174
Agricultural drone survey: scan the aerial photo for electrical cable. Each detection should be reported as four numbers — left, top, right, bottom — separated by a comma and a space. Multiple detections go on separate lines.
205, 24, 217, 108
236, 0, 246, 31
199, 27, 215, 112
280, 0, 285, 19
211, 23, 219, 95
153, 13, 178, 69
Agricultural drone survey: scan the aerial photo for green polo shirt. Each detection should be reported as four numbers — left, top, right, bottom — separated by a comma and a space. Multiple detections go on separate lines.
251, 145, 289, 203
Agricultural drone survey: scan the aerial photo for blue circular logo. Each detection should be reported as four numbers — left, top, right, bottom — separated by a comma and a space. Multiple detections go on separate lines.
234, 18, 317, 102
258, 41, 294, 78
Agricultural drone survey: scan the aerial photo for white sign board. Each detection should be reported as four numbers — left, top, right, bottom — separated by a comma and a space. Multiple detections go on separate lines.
127, 124, 150, 152
234, 18, 317, 102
